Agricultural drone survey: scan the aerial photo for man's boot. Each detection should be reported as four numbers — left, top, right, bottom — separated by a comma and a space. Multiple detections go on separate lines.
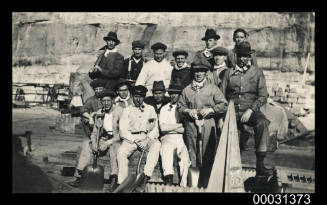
164, 175, 174, 185
255, 152, 274, 177
134, 175, 150, 193
68, 169, 83, 187
107, 174, 118, 192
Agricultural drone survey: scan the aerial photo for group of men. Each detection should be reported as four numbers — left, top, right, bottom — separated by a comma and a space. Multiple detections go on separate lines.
69, 27, 274, 192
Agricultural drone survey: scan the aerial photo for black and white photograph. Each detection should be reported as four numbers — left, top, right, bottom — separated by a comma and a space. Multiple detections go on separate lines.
12, 12, 315, 194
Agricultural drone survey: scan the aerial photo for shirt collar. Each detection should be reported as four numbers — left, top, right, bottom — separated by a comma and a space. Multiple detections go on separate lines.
131, 56, 143, 63
213, 62, 227, 70
174, 62, 189, 70
104, 47, 118, 57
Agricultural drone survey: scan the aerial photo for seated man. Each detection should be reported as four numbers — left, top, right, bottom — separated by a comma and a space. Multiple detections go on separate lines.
221, 41, 273, 177
69, 89, 121, 192
80, 79, 106, 138
117, 85, 161, 191
144, 80, 170, 115
159, 83, 191, 187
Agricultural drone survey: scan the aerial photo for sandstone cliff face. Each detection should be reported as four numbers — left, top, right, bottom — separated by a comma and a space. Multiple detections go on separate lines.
13, 12, 315, 77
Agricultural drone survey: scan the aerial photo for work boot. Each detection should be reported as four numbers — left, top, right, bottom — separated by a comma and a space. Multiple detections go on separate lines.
164, 175, 174, 185
135, 175, 150, 193
107, 174, 118, 192
255, 152, 274, 177
68, 177, 82, 187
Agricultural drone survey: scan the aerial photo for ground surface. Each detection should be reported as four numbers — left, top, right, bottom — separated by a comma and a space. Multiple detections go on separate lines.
12, 106, 315, 193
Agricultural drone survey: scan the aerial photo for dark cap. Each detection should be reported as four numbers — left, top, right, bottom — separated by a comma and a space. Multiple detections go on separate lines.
235, 41, 255, 56
233, 28, 249, 38
114, 78, 132, 91
201, 28, 220, 41
167, 83, 183, 94
211, 47, 229, 56
172, 50, 188, 58
132, 40, 145, 49
190, 63, 210, 72
90, 79, 106, 89
132, 85, 148, 97
97, 89, 116, 98
152, 81, 166, 92
103, 31, 120, 44
151, 42, 167, 51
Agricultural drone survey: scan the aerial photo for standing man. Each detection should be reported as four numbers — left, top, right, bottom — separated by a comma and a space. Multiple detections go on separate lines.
135, 42, 173, 96
123, 40, 146, 84
117, 85, 161, 191
69, 89, 121, 192
80, 79, 106, 138
192, 28, 220, 70
89, 31, 124, 91
144, 81, 170, 115
177, 63, 228, 188
206, 47, 230, 90
221, 41, 273, 177
170, 50, 192, 89
159, 83, 191, 187
226, 28, 258, 68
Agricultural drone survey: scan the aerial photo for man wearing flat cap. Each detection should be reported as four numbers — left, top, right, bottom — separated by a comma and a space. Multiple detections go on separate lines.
144, 81, 170, 115
192, 28, 221, 70
69, 89, 122, 192
159, 83, 191, 187
177, 62, 228, 188
89, 31, 125, 91
80, 79, 106, 138
226, 28, 257, 68
123, 40, 146, 83
170, 50, 192, 89
221, 41, 274, 177
206, 47, 230, 90
117, 85, 161, 191
135, 42, 173, 96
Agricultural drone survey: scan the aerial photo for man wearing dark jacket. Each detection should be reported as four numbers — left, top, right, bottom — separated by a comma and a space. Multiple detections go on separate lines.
89, 31, 124, 91
122, 40, 146, 83
144, 81, 170, 115
170, 50, 192, 89
221, 41, 273, 177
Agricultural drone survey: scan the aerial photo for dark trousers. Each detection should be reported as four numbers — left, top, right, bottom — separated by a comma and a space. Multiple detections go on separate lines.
236, 110, 270, 152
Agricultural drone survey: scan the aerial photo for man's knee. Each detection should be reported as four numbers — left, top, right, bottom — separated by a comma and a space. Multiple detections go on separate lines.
256, 118, 270, 129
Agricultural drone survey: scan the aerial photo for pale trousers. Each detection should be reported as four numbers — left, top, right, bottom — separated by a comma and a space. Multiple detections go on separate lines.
160, 135, 191, 187
117, 138, 161, 184
75, 139, 120, 176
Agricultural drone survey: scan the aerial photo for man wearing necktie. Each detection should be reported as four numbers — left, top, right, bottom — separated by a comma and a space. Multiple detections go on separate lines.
221, 41, 274, 177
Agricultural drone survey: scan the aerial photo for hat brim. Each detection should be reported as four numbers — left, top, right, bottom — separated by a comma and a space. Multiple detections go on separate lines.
236, 49, 256, 56
103, 37, 120, 44
167, 89, 182, 93
201, 34, 220, 41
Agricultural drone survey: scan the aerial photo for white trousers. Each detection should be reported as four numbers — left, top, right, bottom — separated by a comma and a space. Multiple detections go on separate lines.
117, 138, 161, 184
160, 135, 191, 187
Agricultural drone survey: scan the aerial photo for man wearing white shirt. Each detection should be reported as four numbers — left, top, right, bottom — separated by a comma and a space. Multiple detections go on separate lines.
68, 90, 121, 192
117, 85, 161, 191
135, 42, 173, 96
159, 83, 190, 187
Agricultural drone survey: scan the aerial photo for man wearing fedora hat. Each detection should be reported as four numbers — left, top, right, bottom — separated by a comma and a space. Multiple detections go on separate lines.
135, 42, 173, 96
69, 89, 122, 192
192, 28, 221, 70
221, 41, 274, 177
117, 85, 161, 191
144, 80, 170, 115
226, 28, 258, 68
80, 79, 107, 138
159, 83, 191, 187
170, 50, 192, 89
123, 40, 146, 83
177, 62, 228, 188
90, 31, 125, 91
206, 47, 230, 90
